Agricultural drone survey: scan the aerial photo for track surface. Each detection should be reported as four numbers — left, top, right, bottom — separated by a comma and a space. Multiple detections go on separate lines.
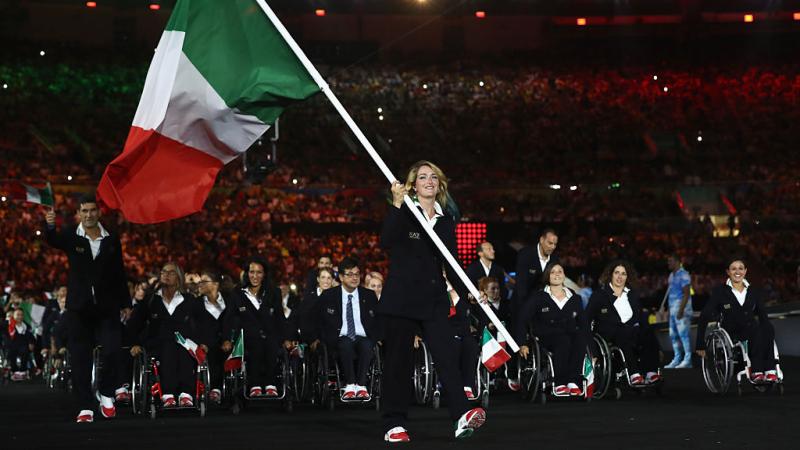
2, 358, 798, 450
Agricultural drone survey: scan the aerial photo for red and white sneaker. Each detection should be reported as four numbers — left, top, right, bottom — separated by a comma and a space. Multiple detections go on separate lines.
98, 395, 116, 418
384, 426, 411, 443
567, 383, 583, 396
464, 387, 476, 400
507, 378, 521, 392
179, 393, 194, 407
76, 410, 94, 423
765, 371, 778, 383
751, 372, 765, 383
264, 385, 278, 397
646, 372, 662, 384
454, 407, 486, 439
162, 395, 177, 408
342, 384, 356, 400
630, 373, 644, 385
355, 386, 369, 399
554, 385, 569, 395
209, 389, 222, 404
249, 386, 263, 397
115, 388, 131, 403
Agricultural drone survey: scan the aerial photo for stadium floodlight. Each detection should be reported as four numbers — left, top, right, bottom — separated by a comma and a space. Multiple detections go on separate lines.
549, 184, 561, 190
576, 17, 587, 26
475, 11, 486, 19
744, 14, 754, 23
315, 9, 325, 17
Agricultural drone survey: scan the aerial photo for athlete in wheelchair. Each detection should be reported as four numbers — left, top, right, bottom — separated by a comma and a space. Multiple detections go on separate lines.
696, 258, 783, 395
128, 262, 210, 418
221, 257, 293, 413
514, 264, 592, 401
310, 257, 382, 409
3, 308, 36, 381
586, 260, 662, 399
295, 267, 336, 405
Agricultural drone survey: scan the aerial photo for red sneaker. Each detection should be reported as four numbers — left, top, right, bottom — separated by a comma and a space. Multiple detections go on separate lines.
554, 385, 569, 395
464, 387, 476, 400
765, 372, 778, 383
455, 407, 486, 439
264, 385, 278, 397
76, 410, 94, 423
179, 395, 194, 407
568, 383, 583, 396
162, 396, 177, 408
115, 391, 131, 403
384, 426, 411, 443
752, 372, 765, 383
355, 387, 369, 399
100, 404, 116, 418
342, 390, 356, 400
630, 373, 644, 385
209, 389, 221, 404
249, 387, 263, 397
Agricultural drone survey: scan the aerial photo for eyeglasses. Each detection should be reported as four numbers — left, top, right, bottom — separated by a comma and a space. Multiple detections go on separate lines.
160, 270, 178, 276
342, 271, 361, 278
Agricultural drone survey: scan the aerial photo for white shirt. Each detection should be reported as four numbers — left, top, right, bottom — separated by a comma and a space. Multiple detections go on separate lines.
243, 288, 261, 310
15, 322, 27, 335
536, 243, 551, 271
727, 278, 750, 307
316, 287, 323, 297
160, 289, 184, 316
204, 293, 226, 320
340, 288, 367, 338
544, 285, 573, 310
76, 223, 109, 260
611, 285, 633, 323
480, 259, 492, 277
413, 199, 444, 228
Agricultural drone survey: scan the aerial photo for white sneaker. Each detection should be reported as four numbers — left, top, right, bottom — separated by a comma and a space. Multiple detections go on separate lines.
675, 357, 693, 369
664, 356, 683, 369
384, 426, 411, 442
342, 384, 357, 399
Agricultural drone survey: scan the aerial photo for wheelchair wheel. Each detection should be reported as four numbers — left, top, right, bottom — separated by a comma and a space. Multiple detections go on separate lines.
614, 387, 622, 400
90, 346, 102, 399
432, 391, 441, 410
197, 363, 210, 417
518, 340, 541, 403
315, 345, 332, 409
369, 344, 383, 411
413, 341, 433, 405
590, 334, 613, 400
149, 402, 157, 420
232, 396, 243, 415
131, 353, 147, 415
702, 328, 735, 394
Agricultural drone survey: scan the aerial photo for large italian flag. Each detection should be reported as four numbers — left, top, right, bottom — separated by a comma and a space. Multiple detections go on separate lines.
97, 0, 319, 223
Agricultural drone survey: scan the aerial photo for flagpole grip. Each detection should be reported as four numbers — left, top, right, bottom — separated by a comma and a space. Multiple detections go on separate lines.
254, 0, 519, 353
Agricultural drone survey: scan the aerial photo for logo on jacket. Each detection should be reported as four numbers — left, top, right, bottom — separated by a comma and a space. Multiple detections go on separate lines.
723, 304, 731, 310
326, 307, 335, 315
541, 307, 550, 313
239, 306, 247, 312
75, 246, 85, 253
368, 310, 375, 317
408, 232, 421, 240
601, 308, 608, 314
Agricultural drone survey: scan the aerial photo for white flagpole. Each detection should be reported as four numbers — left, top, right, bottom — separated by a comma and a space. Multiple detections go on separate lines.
254, 0, 519, 352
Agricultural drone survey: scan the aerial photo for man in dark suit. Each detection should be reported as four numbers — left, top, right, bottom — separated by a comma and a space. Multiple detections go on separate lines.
316, 257, 380, 400
44, 194, 130, 423
465, 242, 508, 301
511, 228, 559, 313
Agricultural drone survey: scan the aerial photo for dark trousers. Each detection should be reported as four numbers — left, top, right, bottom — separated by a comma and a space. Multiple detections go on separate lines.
244, 335, 279, 388
155, 340, 196, 396
540, 332, 587, 386
336, 336, 374, 386
454, 335, 479, 390
731, 321, 776, 373
381, 314, 471, 431
7, 348, 30, 371
207, 344, 225, 389
601, 325, 660, 374
64, 309, 122, 410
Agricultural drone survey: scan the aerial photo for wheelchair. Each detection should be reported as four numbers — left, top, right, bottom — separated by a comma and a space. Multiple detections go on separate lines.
412, 338, 491, 410
286, 343, 314, 403
131, 349, 210, 419
518, 336, 593, 404
590, 333, 663, 400
701, 323, 784, 396
43, 349, 71, 390
222, 343, 294, 414
1, 349, 37, 383
313, 341, 382, 411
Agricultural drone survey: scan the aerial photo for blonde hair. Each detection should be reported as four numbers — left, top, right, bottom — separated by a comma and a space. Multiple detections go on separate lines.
404, 160, 449, 208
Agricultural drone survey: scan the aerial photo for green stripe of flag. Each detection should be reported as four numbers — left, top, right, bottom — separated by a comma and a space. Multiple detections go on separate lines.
166, 0, 319, 124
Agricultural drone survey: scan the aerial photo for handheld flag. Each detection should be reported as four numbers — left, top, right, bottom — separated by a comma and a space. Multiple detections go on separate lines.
175, 332, 206, 364
481, 327, 511, 373
224, 330, 245, 372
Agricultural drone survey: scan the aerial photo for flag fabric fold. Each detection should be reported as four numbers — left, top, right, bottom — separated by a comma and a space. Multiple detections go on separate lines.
97, 0, 319, 223
2, 181, 54, 207
224, 330, 245, 372
583, 354, 595, 398
175, 332, 206, 364
481, 327, 511, 373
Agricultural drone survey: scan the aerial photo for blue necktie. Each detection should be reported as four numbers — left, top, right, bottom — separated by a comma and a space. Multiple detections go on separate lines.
346, 294, 356, 340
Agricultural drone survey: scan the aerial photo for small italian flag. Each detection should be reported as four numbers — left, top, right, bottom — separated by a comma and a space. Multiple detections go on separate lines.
175, 332, 206, 364
583, 354, 595, 398
481, 327, 511, 373
2, 181, 54, 207
224, 330, 245, 372
97, 0, 320, 223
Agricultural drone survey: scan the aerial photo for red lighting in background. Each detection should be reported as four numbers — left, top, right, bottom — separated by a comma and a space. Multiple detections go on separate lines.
475, 11, 486, 19
793, 12, 800, 21
576, 17, 587, 26
149, 3, 160, 10
315, 9, 326, 17
456, 223, 487, 265
86, 1, 97, 7
743, 14, 754, 23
